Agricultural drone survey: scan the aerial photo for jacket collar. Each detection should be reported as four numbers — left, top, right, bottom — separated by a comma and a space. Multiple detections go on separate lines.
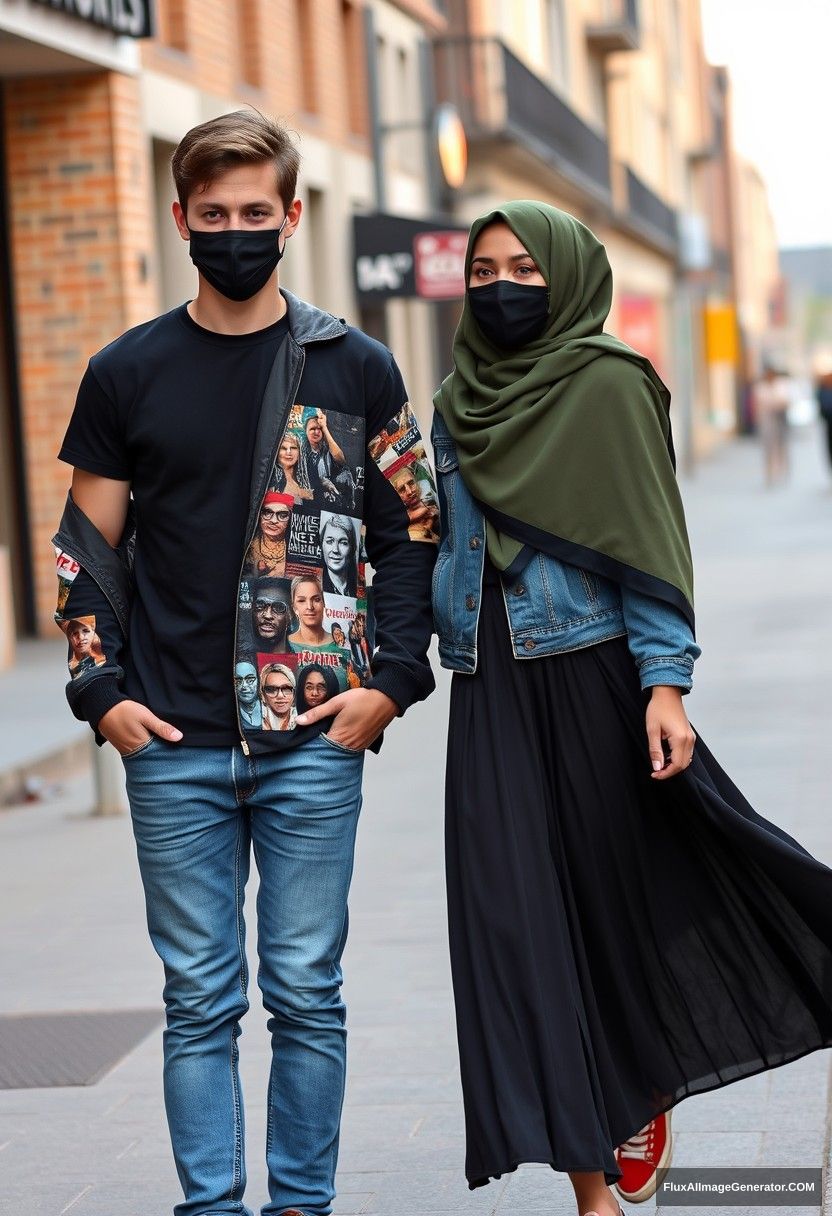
282, 290, 348, 345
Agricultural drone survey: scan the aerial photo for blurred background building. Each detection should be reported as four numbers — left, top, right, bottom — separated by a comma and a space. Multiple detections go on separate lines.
0, 0, 787, 648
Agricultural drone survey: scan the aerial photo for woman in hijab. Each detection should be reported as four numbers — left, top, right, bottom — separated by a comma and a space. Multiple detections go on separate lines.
274, 431, 315, 503
433, 201, 832, 1216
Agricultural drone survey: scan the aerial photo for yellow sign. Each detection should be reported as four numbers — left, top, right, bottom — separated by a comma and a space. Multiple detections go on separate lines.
704, 303, 738, 364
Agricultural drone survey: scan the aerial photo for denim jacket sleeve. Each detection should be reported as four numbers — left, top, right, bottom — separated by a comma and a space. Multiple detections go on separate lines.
620, 585, 701, 693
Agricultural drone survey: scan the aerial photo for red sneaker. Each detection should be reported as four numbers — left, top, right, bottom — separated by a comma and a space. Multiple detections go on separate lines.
614, 1109, 673, 1203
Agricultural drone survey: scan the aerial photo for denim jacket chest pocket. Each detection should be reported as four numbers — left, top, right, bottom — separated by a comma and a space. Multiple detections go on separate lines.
504, 554, 611, 633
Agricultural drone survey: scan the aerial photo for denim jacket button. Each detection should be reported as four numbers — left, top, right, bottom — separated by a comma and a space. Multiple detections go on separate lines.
465, 594, 477, 611
514, 584, 526, 596
469, 536, 481, 550
523, 638, 536, 651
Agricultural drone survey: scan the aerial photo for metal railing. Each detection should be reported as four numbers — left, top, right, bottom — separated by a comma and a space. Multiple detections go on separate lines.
433, 37, 612, 202
625, 167, 677, 248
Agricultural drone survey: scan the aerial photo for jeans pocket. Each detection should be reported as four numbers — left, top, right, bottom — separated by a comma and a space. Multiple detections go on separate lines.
121, 735, 159, 760
319, 732, 364, 757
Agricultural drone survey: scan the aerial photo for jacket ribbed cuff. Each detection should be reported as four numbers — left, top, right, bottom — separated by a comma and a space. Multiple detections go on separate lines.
365, 661, 433, 715
67, 673, 129, 729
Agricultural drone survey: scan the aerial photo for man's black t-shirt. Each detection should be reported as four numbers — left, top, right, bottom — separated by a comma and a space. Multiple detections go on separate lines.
59, 301, 435, 745
61, 306, 294, 742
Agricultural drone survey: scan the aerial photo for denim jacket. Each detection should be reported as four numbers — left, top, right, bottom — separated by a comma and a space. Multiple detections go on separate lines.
430, 411, 700, 690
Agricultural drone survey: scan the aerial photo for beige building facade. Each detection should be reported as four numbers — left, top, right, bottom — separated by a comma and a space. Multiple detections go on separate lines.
433, 0, 776, 462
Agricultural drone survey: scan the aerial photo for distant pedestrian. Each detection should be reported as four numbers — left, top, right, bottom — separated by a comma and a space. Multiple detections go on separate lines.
433, 200, 832, 1216
814, 366, 832, 475
753, 362, 792, 485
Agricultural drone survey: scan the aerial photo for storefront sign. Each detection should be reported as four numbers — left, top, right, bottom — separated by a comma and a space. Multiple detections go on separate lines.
704, 302, 738, 364
354, 213, 467, 303
32, 0, 154, 38
618, 294, 665, 375
413, 231, 468, 300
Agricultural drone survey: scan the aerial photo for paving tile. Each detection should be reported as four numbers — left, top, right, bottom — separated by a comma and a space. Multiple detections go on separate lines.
671, 1130, 765, 1168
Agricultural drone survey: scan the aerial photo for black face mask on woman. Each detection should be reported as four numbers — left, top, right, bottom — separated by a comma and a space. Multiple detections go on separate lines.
188, 216, 288, 302
467, 280, 549, 349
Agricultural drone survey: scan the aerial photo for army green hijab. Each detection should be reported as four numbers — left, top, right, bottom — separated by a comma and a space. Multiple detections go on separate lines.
434, 200, 695, 628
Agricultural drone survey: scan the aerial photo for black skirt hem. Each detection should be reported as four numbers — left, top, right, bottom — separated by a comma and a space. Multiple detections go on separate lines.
467, 1036, 832, 1190
468, 1158, 620, 1191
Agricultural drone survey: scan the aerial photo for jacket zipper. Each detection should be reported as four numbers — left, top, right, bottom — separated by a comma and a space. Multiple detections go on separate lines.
233, 344, 308, 755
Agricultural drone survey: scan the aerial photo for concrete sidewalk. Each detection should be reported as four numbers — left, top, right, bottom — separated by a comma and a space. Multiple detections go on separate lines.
0, 637, 89, 803
1, 424, 832, 1216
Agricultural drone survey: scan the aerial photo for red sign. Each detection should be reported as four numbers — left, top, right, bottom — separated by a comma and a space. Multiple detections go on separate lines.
413, 231, 467, 301
618, 294, 664, 376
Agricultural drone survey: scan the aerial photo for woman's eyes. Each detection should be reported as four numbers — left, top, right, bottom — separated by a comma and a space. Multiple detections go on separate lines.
471, 264, 538, 280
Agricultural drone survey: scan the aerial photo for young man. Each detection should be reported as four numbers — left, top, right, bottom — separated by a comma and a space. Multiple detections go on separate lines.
53, 110, 437, 1216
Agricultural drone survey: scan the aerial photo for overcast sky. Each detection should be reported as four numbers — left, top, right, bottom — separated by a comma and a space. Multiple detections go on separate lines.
700, 0, 831, 250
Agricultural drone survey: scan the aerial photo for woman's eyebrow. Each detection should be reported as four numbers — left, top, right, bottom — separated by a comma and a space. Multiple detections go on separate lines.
471, 254, 535, 264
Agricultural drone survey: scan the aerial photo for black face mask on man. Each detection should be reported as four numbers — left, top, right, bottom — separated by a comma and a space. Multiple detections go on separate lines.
467, 280, 549, 349
188, 216, 288, 302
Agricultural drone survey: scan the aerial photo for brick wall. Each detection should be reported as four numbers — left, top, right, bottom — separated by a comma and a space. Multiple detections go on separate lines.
143, 0, 370, 150
4, 73, 157, 634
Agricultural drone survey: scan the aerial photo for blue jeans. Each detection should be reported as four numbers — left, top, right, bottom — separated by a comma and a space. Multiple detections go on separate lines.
123, 733, 365, 1216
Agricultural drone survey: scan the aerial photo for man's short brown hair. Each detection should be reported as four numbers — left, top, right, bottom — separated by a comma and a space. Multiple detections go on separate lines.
171, 109, 300, 214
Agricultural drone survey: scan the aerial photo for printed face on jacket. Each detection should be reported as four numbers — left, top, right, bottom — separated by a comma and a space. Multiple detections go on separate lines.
234, 661, 260, 709
58, 613, 107, 678
370, 404, 440, 544
252, 580, 291, 650
234, 398, 433, 738
291, 578, 325, 633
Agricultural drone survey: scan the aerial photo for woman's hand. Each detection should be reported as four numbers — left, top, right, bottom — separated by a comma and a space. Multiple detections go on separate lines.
645, 686, 695, 780
296, 688, 399, 751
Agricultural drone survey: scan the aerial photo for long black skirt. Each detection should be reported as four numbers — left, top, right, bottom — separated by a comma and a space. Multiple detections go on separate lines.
446, 581, 832, 1188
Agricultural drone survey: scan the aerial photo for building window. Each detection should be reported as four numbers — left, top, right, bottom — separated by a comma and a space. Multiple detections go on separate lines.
587, 50, 608, 129
237, 0, 263, 89
545, 0, 569, 89
156, 0, 188, 51
307, 188, 328, 310
669, 0, 683, 82
341, 0, 367, 137
296, 0, 318, 114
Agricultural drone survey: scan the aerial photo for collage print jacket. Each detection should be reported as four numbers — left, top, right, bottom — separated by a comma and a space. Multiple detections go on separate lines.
53, 293, 438, 755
